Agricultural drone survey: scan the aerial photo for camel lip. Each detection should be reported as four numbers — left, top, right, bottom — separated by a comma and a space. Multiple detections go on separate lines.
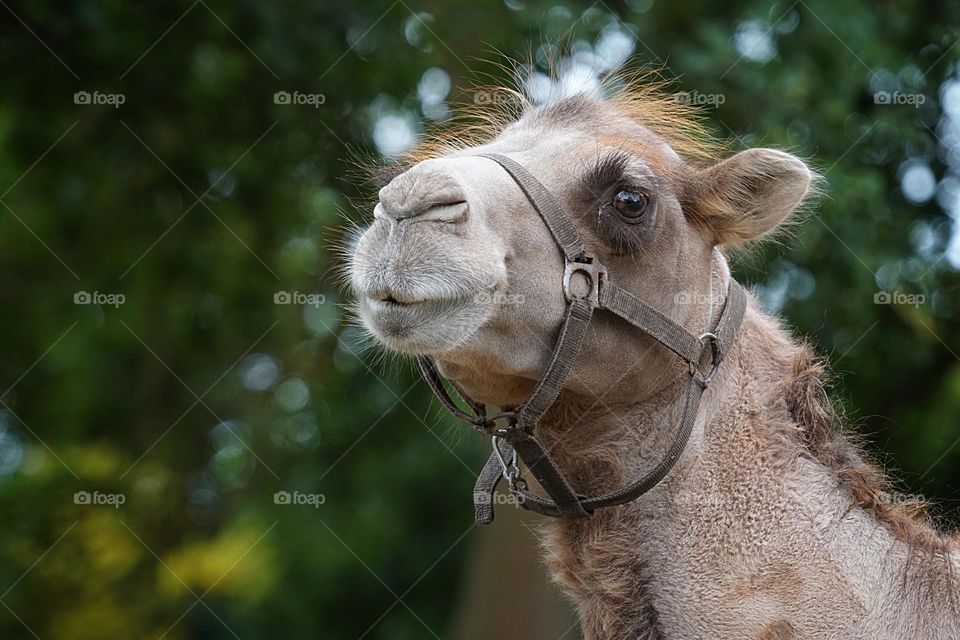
356, 287, 497, 356
363, 291, 475, 310
359, 280, 502, 310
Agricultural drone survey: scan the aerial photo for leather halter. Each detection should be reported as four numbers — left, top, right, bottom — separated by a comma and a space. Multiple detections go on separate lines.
417, 153, 748, 524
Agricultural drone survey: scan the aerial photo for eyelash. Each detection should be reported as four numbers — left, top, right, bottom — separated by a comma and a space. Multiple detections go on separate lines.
582, 153, 631, 200
581, 154, 658, 208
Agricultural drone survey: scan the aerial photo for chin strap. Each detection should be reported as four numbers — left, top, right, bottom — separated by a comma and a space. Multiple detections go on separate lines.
417, 153, 748, 524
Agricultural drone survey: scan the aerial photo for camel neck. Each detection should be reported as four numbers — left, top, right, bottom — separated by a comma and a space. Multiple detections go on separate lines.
534, 309, 960, 639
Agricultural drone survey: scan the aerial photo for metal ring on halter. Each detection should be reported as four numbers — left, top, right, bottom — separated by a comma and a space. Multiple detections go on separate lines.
696, 332, 722, 384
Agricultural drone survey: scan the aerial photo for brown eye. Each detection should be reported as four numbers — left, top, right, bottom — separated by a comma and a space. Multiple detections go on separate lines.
612, 190, 649, 221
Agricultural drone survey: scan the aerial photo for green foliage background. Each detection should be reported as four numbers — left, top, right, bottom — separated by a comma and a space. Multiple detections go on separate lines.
1, 1, 958, 638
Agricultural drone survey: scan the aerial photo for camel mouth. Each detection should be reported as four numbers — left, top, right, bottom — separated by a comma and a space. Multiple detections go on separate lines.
363, 291, 471, 313
365, 288, 457, 306
356, 288, 495, 355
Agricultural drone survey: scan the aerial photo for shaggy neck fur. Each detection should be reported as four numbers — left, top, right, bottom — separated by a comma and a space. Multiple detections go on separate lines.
534, 294, 960, 640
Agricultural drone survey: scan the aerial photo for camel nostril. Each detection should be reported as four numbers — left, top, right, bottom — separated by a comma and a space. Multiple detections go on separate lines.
377, 161, 469, 223
426, 200, 467, 210
375, 200, 469, 225
421, 200, 468, 224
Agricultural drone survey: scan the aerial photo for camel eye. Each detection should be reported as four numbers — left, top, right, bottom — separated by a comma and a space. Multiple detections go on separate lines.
612, 190, 649, 222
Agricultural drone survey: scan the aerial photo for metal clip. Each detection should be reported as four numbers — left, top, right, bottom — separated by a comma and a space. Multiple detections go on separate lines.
563, 255, 607, 307
491, 436, 521, 487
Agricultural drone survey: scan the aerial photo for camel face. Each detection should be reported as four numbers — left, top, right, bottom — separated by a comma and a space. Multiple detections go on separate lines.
350, 94, 813, 405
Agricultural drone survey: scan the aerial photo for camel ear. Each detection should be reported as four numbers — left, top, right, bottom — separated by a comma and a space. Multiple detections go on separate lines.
685, 149, 815, 246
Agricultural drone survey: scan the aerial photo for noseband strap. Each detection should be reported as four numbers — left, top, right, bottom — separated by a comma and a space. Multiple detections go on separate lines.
418, 153, 748, 524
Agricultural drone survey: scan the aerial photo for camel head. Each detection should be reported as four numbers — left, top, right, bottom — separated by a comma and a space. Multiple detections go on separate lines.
349, 87, 814, 407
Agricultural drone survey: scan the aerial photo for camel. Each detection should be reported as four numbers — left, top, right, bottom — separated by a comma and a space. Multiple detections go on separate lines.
346, 74, 960, 639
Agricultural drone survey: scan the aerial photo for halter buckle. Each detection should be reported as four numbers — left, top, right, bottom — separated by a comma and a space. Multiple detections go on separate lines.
563, 255, 607, 307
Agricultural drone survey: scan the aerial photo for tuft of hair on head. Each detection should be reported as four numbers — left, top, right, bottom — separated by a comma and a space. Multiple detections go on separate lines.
376, 58, 731, 178
602, 66, 726, 167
